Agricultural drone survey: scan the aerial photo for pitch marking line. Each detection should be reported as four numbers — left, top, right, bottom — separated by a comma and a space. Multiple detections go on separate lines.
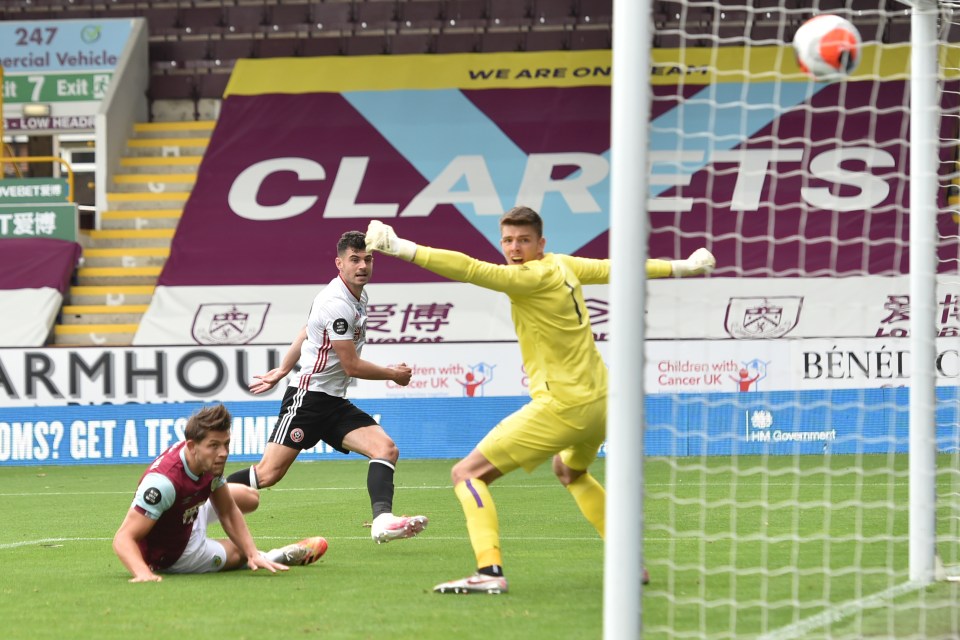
0, 535, 601, 550
757, 579, 923, 640
0, 537, 111, 550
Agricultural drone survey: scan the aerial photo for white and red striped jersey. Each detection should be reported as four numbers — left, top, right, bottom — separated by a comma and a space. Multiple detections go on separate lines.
292, 275, 367, 397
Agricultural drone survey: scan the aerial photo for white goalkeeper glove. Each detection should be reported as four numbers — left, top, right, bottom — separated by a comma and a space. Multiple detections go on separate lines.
365, 220, 417, 262
671, 248, 716, 277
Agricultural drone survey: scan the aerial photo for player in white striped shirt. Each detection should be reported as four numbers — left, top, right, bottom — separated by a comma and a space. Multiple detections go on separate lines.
227, 231, 427, 544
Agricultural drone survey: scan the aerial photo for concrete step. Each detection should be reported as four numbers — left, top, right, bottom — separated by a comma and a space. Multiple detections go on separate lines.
124, 137, 209, 157
132, 121, 216, 137
76, 266, 161, 286
112, 173, 196, 193
53, 323, 138, 347
68, 285, 156, 305
106, 192, 190, 209
60, 304, 148, 325
100, 209, 182, 230
120, 155, 203, 172
82, 247, 170, 268
84, 228, 175, 247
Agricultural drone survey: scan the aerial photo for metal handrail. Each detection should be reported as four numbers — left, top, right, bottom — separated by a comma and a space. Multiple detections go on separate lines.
0, 156, 75, 202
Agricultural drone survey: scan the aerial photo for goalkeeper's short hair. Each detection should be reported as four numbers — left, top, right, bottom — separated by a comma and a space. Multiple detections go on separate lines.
500, 206, 543, 237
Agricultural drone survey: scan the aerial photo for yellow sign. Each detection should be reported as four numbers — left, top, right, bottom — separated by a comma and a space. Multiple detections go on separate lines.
226, 46, 916, 97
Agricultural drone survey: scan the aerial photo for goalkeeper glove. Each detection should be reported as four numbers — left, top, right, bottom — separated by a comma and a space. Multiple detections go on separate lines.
365, 220, 417, 262
671, 248, 716, 277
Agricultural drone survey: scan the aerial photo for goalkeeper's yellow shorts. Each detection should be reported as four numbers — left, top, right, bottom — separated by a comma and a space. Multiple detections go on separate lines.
478, 395, 606, 474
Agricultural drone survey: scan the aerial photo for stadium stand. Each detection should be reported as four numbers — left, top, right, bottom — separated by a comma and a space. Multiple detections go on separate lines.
1, 0, 611, 345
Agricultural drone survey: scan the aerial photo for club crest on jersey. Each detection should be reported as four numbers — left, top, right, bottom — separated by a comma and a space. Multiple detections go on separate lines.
724, 296, 802, 339
290, 428, 305, 443
192, 303, 270, 345
333, 318, 349, 335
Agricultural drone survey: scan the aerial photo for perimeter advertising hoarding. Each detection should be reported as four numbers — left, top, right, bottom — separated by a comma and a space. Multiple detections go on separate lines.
3, 338, 956, 409
1, 337, 958, 466
1, 389, 953, 467
138, 275, 960, 346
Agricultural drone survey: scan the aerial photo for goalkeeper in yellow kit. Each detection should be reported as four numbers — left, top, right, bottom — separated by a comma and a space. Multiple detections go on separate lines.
366, 207, 715, 594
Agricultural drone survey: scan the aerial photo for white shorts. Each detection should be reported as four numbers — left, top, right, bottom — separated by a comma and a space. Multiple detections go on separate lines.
163, 501, 228, 574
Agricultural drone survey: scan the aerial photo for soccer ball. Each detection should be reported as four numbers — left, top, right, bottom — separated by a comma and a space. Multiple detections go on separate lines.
792, 15, 862, 82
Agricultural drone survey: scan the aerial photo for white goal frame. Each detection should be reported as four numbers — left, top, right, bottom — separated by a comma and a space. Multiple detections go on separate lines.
605, 0, 950, 637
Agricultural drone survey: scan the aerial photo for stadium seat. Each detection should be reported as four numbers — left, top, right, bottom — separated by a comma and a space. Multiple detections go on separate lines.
715, 8, 749, 26
443, 0, 487, 30
310, 1, 354, 31
849, 0, 888, 16
346, 32, 390, 55
884, 17, 910, 44
854, 18, 886, 43
12, 7, 55, 21
196, 71, 232, 100
300, 34, 346, 57
224, 4, 267, 35
480, 30, 524, 52
569, 26, 610, 50
148, 73, 197, 102
149, 39, 211, 70
576, 0, 611, 25
525, 28, 569, 51
95, 4, 139, 19
750, 23, 794, 46
488, 0, 532, 28
435, 31, 479, 53
259, 36, 303, 58
813, 0, 848, 13
714, 22, 750, 44
532, 0, 577, 27
180, 5, 225, 36
209, 37, 258, 66
267, 3, 313, 32
354, 1, 398, 31
391, 32, 435, 54
750, 0, 802, 9
654, 31, 686, 48
141, 6, 182, 37
397, 0, 445, 32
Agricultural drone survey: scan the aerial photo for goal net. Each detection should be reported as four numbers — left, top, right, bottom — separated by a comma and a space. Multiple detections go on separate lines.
635, 1, 960, 637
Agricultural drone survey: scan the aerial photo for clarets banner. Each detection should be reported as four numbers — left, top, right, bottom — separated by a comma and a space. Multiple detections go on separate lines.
133, 48, 950, 345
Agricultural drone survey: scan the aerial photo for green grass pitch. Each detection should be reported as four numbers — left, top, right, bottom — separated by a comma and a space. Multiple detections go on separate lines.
1, 456, 958, 639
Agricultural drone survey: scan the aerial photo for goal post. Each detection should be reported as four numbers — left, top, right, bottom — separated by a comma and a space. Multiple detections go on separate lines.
908, 0, 939, 587
609, 0, 960, 637
605, 0, 654, 637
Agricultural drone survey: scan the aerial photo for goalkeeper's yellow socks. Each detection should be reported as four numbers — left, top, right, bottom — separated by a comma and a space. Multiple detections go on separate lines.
567, 472, 606, 537
454, 478, 503, 570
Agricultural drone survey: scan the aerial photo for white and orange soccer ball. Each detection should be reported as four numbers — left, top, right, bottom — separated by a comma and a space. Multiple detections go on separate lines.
792, 15, 862, 82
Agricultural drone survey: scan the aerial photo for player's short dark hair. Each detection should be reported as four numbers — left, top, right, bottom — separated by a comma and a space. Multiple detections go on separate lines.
184, 404, 232, 442
500, 206, 543, 238
337, 230, 367, 255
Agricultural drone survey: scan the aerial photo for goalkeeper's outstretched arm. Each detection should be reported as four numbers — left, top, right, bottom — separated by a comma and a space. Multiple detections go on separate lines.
653, 247, 716, 278
365, 220, 715, 279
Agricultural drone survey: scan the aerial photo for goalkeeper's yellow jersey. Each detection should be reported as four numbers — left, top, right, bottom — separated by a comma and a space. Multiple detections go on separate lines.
413, 247, 624, 407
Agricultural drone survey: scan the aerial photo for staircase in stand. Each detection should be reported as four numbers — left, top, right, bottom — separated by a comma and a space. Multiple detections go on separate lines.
56, 120, 215, 346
